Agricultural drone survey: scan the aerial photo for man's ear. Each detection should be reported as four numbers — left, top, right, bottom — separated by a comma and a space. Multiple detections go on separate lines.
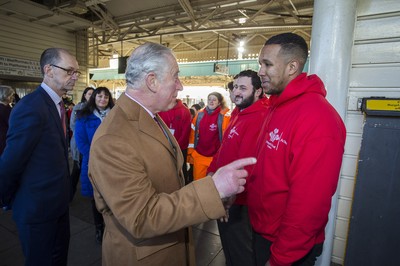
145, 72, 157, 93
43, 64, 53, 77
288, 59, 301, 76
255, 87, 262, 98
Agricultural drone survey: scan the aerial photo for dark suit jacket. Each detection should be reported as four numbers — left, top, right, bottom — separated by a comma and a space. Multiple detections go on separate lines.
0, 86, 70, 223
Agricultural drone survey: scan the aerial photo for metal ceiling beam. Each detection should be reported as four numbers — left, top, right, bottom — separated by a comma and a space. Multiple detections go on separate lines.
245, 0, 276, 24
90, 0, 313, 46
149, 19, 171, 36
178, 41, 201, 51
178, 0, 197, 26
194, 8, 218, 30
86, 0, 313, 64
87, 4, 118, 30
89, 23, 312, 47
114, 0, 291, 28
277, 0, 303, 22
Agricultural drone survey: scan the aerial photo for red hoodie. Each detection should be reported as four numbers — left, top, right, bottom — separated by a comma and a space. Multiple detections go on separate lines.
195, 106, 223, 157
208, 98, 269, 205
158, 99, 191, 150
247, 73, 346, 266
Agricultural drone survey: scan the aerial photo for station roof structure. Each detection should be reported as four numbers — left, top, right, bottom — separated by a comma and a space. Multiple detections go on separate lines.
0, 0, 314, 66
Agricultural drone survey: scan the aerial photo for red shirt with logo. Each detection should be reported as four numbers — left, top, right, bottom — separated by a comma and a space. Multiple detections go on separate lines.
208, 98, 269, 205
195, 106, 222, 157
247, 73, 346, 266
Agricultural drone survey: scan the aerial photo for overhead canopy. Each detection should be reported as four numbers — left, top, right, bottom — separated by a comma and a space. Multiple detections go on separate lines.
0, 0, 314, 66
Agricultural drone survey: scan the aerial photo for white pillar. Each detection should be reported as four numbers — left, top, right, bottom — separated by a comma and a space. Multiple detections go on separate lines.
309, 0, 357, 265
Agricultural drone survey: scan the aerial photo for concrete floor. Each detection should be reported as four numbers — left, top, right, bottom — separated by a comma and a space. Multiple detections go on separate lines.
0, 183, 343, 266
0, 190, 225, 266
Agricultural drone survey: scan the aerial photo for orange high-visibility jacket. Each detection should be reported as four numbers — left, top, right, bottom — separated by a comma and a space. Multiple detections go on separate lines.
188, 108, 230, 180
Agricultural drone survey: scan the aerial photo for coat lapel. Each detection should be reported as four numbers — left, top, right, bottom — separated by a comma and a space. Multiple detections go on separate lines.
38, 87, 69, 160
139, 109, 177, 158
118, 94, 184, 176
155, 114, 184, 171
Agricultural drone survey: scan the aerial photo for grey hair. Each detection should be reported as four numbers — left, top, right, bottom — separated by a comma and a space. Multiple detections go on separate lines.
125, 42, 174, 88
0, 85, 15, 102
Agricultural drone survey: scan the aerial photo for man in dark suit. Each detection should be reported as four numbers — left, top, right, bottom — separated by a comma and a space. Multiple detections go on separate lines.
0, 48, 80, 266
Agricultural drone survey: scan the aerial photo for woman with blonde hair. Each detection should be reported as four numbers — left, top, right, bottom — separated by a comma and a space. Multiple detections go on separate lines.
188, 92, 230, 180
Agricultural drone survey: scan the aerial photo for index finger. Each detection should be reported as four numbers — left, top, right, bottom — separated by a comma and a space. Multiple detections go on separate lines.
228, 157, 257, 170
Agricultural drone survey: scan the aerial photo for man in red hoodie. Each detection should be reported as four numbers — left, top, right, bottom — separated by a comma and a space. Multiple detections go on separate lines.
208, 69, 268, 266
159, 99, 192, 181
247, 33, 346, 266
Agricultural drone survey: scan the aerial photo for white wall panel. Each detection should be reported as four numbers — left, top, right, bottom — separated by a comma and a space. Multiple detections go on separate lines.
337, 197, 352, 219
352, 42, 400, 65
341, 155, 358, 178
344, 134, 362, 156
1, 19, 75, 44
357, 0, 400, 17
348, 89, 400, 98
355, 16, 400, 40
338, 177, 356, 199
0, 13, 88, 99
332, 238, 346, 264
74, 29, 89, 99
349, 65, 400, 88
335, 217, 350, 240
345, 113, 364, 134
0, 15, 76, 60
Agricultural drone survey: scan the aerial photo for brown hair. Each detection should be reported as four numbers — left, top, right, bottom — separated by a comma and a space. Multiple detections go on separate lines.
208, 91, 227, 110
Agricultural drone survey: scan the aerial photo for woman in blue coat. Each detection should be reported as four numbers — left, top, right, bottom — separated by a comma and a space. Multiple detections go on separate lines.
75, 87, 114, 244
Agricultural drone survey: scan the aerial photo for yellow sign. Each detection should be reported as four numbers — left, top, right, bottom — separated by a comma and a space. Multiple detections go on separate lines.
366, 99, 400, 111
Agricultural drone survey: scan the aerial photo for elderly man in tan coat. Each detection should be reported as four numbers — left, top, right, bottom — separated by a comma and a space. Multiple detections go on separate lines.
88, 42, 256, 266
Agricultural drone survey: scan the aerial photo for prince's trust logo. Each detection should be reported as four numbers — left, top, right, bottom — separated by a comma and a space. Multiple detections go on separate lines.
228, 126, 239, 139
209, 123, 217, 131
266, 128, 287, 150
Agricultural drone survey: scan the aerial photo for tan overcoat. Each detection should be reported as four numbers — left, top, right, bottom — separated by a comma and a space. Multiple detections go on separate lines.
89, 94, 225, 265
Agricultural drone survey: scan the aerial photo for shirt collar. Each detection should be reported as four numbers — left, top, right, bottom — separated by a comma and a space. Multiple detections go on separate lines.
41, 82, 62, 105
124, 92, 155, 118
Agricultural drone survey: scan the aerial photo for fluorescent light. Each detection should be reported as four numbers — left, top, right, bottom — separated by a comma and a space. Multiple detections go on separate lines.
238, 17, 247, 24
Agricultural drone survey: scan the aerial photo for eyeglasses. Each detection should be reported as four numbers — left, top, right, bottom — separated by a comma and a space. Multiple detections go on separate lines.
50, 64, 81, 77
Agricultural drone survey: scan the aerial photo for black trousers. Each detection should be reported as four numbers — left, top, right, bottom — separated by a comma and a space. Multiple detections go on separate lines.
181, 148, 189, 183
69, 159, 81, 202
91, 198, 104, 227
217, 204, 254, 266
253, 231, 323, 266
16, 210, 70, 266
187, 163, 194, 184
